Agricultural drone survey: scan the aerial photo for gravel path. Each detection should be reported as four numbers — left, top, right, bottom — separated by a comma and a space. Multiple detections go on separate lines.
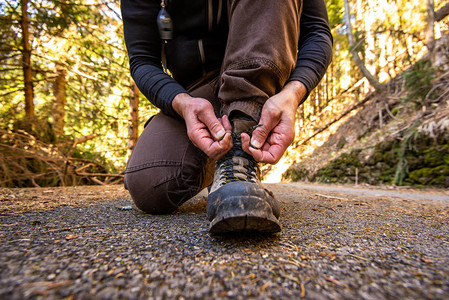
1, 184, 448, 299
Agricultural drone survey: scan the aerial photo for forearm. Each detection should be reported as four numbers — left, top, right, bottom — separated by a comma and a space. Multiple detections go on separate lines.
290, 0, 333, 102
131, 58, 187, 117
122, 0, 187, 117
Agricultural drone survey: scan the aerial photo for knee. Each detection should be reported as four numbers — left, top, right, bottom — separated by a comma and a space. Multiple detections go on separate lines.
124, 171, 196, 215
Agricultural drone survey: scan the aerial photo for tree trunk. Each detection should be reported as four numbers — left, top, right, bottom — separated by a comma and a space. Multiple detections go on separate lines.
343, 0, 384, 92
311, 90, 316, 115
51, 63, 67, 137
325, 73, 329, 107
426, 0, 435, 51
330, 59, 335, 100
364, 0, 377, 93
299, 101, 304, 127
127, 80, 140, 157
20, 0, 34, 118
316, 83, 322, 112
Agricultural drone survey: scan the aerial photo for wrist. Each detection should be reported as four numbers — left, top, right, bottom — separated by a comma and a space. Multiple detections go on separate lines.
172, 93, 191, 118
283, 81, 307, 108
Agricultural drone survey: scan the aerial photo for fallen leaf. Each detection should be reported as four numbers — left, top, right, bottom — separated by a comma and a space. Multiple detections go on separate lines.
324, 276, 345, 287
194, 249, 204, 258
300, 283, 306, 298
260, 282, 270, 291
420, 257, 433, 264
349, 254, 370, 261
65, 235, 77, 240
25, 280, 72, 289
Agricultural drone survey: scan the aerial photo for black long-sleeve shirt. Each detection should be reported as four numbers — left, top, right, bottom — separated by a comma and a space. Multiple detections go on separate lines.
121, 0, 333, 117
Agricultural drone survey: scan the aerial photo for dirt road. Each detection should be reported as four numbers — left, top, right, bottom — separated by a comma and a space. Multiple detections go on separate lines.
1, 183, 448, 299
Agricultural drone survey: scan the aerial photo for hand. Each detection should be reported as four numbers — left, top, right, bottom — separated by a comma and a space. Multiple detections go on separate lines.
172, 93, 232, 160
241, 81, 307, 164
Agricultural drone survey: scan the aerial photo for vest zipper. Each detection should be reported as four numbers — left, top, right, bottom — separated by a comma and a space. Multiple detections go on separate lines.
198, 39, 207, 76
208, 0, 213, 32
217, 0, 222, 25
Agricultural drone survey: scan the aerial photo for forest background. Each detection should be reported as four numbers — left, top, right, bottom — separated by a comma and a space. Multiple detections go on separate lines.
1, 0, 448, 188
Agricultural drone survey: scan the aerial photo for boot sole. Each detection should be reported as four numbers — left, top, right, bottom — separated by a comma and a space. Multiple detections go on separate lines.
208, 195, 281, 234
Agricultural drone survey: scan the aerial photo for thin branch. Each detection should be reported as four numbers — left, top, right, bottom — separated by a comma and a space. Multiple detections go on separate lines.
42, 224, 99, 233
296, 92, 376, 146
75, 172, 124, 178
0, 88, 22, 97
343, 0, 385, 92
435, 2, 449, 21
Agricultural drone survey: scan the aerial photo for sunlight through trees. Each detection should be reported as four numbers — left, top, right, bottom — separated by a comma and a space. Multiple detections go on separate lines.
0, 0, 447, 187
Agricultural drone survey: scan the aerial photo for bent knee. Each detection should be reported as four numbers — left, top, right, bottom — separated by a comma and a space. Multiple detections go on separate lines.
124, 171, 194, 214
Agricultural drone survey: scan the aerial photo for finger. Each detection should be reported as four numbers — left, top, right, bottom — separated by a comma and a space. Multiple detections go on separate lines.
250, 145, 284, 164
217, 115, 232, 141
243, 133, 285, 164
250, 108, 280, 149
221, 114, 232, 132
214, 133, 233, 159
244, 134, 265, 162
217, 131, 232, 150
189, 127, 215, 151
198, 107, 226, 141
206, 137, 232, 160
193, 129, 232, 160
241, 132, 253, 153
186, 117, 230, 159
242, 133, 265, 161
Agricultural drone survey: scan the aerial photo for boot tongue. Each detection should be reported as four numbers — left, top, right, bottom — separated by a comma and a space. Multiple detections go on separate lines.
231, 118, 257, 134
228, 117, 257, 159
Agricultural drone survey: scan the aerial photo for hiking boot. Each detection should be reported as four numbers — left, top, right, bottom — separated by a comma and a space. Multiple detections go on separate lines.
206, 115, 281, 234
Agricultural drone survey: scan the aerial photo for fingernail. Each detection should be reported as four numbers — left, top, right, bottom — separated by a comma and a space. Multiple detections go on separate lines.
217, 129, 226, 140
250, 139, 261, 149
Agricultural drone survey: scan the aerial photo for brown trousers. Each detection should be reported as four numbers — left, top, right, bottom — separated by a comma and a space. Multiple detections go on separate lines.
125, 0, 302, 214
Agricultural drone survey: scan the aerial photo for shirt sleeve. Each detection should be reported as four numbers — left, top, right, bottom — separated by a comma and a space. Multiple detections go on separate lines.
121, 0, 186, 117
288, 0, 333, 102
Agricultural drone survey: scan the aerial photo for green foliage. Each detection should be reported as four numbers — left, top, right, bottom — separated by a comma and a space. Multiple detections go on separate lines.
286, 134, 449, 188
316, 151, 362, 184
0, 0, 160, 180
407, 166, 449, 186
402, 59, 435, 106
282, 164, 309, 182
326, 0, 344, 28
391, 122, 420, 185
352, 30, 366, 54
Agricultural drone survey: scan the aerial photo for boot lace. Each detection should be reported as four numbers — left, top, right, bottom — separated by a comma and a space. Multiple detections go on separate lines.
216, 125, 260, 184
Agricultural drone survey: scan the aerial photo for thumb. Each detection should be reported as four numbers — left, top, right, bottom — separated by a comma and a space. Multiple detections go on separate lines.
250, 109, 280, 149
198, 107, 226, 141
